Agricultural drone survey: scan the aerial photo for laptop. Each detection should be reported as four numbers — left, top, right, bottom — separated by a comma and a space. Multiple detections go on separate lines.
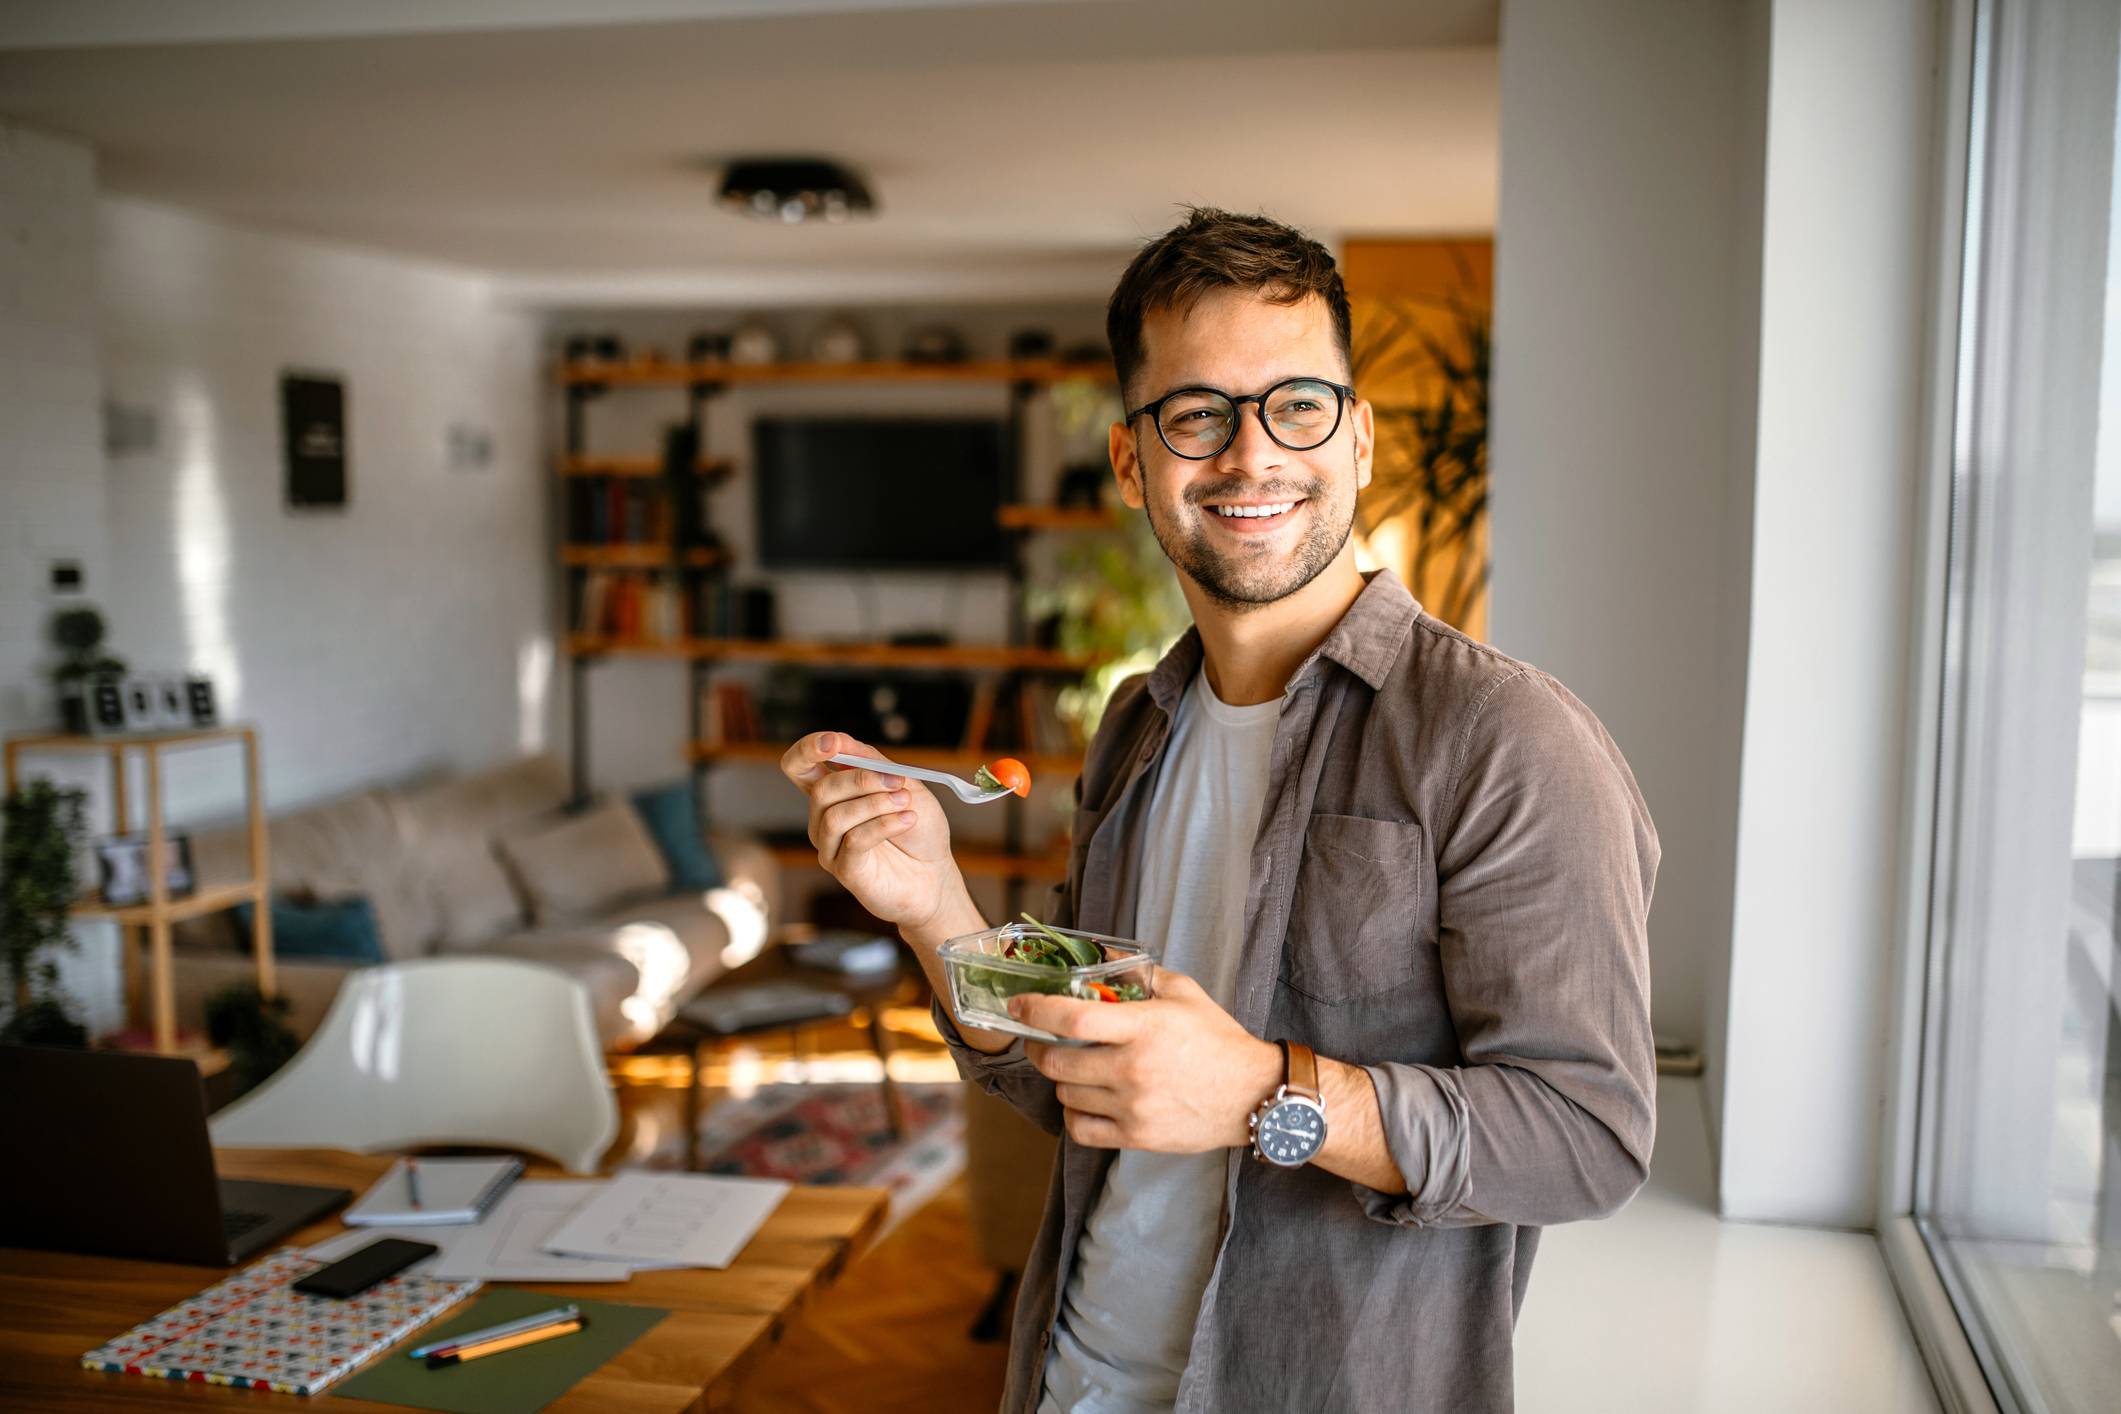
0, 1044, 351, 1266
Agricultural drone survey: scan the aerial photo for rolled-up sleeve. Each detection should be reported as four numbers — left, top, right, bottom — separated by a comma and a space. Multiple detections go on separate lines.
1355, 668, 1660, 1229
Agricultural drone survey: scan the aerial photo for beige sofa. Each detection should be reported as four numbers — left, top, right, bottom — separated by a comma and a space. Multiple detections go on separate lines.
171, 754, 781, 1050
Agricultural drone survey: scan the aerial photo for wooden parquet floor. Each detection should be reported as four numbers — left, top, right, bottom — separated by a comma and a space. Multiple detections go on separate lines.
608, 1010, 1014, 1414
728, 1177, 1012, 1414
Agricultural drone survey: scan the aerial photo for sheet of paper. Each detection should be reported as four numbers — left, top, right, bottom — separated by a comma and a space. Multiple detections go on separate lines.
306, 1182, 639, 1282
538, 1172, 790, 1269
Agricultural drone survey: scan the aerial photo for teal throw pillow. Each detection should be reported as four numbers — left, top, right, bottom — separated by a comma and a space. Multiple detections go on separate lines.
233, 895, 385, 964
631, 782, 724, 891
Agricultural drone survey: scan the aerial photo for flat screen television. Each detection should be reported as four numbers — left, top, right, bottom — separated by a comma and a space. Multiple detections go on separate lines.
754, 416, 1012, 570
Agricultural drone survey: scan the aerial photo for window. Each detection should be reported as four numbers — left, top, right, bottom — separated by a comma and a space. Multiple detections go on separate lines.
1916, 2, 2121, 1410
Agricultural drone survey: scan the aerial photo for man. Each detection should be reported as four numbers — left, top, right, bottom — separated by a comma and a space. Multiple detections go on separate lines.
782, 208, 1658, 1413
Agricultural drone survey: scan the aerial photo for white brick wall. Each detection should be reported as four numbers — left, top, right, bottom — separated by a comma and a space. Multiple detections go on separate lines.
0, 122, 106, 735
97, 197, 550, 825
0, 123, 122, 1032
2, 125, 548, 1033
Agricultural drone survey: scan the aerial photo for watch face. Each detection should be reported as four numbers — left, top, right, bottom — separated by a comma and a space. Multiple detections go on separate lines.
1256, 1099, 1326, 1166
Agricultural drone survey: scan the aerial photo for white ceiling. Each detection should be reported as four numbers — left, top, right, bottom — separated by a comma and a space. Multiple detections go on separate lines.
0, 0, 1499, 306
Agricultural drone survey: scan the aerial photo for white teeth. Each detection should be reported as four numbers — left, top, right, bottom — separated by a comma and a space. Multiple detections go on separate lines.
1211, 502, 1296, 519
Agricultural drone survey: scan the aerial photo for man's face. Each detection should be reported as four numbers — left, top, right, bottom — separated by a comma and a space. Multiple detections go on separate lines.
1110, 289, 1373, 612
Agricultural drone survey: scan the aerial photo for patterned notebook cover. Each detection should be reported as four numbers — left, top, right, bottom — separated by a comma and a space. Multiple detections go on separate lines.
81, 1247, 479, 1396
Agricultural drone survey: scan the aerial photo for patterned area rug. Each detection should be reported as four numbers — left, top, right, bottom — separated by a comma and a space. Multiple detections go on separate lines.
632, 1081, 965, 1235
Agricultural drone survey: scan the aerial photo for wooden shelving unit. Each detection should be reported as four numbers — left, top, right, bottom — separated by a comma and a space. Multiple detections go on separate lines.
3, 724, 273, 1063
558, 348, 1118, 921
562, 545, 725, 570
560, 454, 734, 478
567, 635, 1092, 673
559, 358, 1111, 388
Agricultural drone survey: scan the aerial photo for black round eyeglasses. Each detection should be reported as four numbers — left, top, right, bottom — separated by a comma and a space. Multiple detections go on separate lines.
1125, 376, 1355, 460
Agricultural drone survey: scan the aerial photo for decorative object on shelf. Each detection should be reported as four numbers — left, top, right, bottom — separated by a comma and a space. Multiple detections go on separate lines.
185, 674, 218, 726
902, 325, 967, 363
1056, 461, 1108, 510
729, 319, 779, 366
280, 372, 348, 510
1008, 328, 1055, 360
94, 830, 197, 908
205, 980, 301, 1091
1060, 341, 1108, 364
717, 157, 876, 224
736, 585, 776, 641
687, 330, 731, 364
1, 780, 89, 1046
152, 677, 191, 731
48, 606, 125, 735
809, 315, 867, 364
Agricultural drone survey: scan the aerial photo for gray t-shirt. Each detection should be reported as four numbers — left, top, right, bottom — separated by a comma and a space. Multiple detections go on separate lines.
1040, 668, 1282, 1413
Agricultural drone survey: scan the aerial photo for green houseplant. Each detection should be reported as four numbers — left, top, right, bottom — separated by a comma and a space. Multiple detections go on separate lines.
1, 780, 90, 1046
1351, 289, 1491, 631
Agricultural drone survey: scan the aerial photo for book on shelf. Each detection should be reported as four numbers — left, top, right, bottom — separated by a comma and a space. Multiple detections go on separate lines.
564, 474, 693, 546
700, 680, 761, 745
572, 571, 687, 641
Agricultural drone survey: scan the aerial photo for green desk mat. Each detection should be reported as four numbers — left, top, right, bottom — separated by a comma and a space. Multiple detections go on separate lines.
335, 1287, 668, 1414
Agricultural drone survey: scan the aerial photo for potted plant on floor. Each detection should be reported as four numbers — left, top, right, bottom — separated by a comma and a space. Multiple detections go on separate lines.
1, 780, 90, 1046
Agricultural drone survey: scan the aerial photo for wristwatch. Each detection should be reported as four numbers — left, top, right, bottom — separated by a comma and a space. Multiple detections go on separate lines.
1248, 1040, 1327, 1167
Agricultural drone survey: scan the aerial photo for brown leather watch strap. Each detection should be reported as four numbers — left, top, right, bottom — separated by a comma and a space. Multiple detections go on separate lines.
1281, 1039, 1321, 1104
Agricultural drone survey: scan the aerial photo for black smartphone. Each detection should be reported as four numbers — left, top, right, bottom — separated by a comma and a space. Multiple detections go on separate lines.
291, 1237, 439, 1299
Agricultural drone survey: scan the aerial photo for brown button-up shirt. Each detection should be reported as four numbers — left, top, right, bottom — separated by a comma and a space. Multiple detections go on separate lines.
935, 570, 1659, 1413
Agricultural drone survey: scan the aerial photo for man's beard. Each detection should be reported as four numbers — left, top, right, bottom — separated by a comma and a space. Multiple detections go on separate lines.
1142, 465, 1355, 613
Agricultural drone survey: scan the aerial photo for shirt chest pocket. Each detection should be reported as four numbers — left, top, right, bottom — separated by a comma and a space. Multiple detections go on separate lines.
1278, 813, 1428, 1005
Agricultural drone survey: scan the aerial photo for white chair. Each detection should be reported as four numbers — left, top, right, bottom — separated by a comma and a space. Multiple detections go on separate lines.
211, 956, 618, 1174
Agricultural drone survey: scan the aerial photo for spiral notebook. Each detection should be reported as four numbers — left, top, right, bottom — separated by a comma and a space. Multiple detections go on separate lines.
345, 1156, 523, 1226
80, 1247, 478, 1396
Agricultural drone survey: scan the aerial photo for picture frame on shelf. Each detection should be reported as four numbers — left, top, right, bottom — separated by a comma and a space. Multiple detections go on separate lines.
94, 831, 197, 908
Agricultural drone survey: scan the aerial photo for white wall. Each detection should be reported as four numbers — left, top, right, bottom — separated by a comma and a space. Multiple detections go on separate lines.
1718, 0, 1936, 1227
1495, 0, 1941, 1226
96, 197, 550, 827
0, 121, 120, 1031
0, 122, 105, 733
1492, 0, 1757, 1056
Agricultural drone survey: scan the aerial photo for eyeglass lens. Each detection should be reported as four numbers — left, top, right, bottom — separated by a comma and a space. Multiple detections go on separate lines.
1157, 379, 1344, 458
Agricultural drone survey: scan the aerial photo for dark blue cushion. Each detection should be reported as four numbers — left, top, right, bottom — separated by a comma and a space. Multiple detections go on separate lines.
631, 782, 723, 891
233, 895, 385, 964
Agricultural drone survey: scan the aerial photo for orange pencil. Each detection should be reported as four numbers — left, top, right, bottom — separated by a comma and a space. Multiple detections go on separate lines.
425, 1318, 587, 1368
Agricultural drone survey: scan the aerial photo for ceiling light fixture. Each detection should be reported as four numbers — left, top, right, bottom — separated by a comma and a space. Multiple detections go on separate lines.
717, 158, 876, 224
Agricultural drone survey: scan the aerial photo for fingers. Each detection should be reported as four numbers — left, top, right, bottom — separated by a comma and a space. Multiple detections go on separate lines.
810, 763, 910, 809
1027, 1041, 1123, 1087
1064, 1110, 1123, 1148
1010, 992, 1141, 1046
781, 731, 895, 792
1052, 1082, 1120, 1117
812, 789, 916, 864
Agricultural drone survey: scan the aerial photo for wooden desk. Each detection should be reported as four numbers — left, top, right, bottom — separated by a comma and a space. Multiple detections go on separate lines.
0, 1148, 887, 1412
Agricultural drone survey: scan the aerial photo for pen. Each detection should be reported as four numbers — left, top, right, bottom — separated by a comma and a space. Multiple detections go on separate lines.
426, 1317, 587, 1368
406, 1159, 422, 1211
407, 1305, 582, 1359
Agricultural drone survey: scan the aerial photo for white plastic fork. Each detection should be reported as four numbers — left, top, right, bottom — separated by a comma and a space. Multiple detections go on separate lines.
826, 751, 1016, 804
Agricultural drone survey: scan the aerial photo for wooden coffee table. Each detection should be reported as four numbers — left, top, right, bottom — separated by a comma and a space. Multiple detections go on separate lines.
648, 944, 918, 1170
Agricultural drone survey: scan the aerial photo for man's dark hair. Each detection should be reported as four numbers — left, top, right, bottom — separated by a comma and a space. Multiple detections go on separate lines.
1105, 207, 1352, 404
